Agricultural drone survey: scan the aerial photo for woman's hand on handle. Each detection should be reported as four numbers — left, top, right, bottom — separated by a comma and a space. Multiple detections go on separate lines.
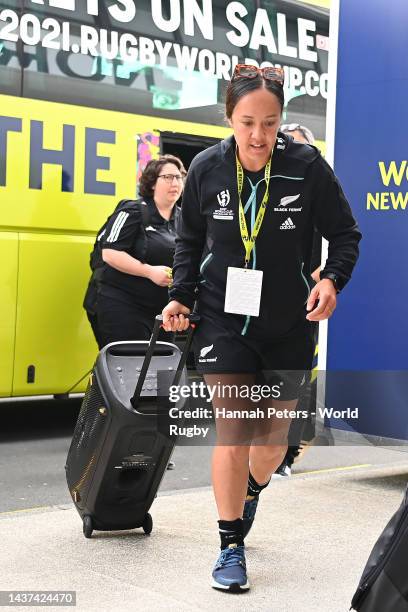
162, 301, 191, 332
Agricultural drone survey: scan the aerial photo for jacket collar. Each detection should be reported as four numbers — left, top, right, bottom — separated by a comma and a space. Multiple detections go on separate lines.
146, 196, 179, 224
220, 132, 290, 164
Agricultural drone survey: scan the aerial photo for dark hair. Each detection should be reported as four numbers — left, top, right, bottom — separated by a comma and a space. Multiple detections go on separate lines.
225, 76, 284, 119
139, 154, 186, 197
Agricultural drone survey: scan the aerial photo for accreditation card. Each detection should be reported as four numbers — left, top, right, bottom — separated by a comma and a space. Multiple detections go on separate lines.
224, 267, 263, 317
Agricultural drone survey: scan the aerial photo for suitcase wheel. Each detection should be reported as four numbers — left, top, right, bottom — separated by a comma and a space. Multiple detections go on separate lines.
83, 515, 93, 539
142, 513, 153, 535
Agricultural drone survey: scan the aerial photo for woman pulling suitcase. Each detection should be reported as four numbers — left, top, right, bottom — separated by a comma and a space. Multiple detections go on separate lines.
162, 64, 362, 592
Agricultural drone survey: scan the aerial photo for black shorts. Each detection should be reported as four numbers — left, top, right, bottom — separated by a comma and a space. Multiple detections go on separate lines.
193, 313, 315, 401
97, 294, 173, 348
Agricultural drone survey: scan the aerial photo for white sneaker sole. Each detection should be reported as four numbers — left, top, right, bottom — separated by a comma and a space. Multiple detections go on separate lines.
211, 579, 250, 592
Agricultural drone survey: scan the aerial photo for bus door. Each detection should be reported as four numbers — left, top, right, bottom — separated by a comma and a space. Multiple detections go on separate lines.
160, 132, 221, 171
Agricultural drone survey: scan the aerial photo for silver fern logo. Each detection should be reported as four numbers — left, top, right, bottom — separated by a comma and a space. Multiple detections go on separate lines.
280, 194, 300, 207
199, 344, 214, 358
274, 193, 302, 213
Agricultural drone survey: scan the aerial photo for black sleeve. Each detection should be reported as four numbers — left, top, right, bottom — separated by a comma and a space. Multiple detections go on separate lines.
100, 207, 141, 253
310, 155, 362, 291
169, 162, 207, 309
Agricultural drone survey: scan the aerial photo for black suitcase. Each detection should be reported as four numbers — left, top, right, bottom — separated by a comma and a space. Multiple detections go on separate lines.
65, 314, 198, 539
351, 485, 408, 611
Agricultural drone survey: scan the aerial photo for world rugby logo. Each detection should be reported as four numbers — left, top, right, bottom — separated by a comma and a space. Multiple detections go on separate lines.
217, 190, 230, 207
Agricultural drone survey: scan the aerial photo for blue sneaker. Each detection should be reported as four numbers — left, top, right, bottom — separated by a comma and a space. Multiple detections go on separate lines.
242, 496, 259, 539
211, 544, 250, 592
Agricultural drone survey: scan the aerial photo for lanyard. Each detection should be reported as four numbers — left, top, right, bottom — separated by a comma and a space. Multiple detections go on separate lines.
236, 151, 271, 267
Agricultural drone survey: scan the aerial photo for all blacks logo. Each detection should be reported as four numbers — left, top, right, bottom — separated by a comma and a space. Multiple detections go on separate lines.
217, 190, 230, 207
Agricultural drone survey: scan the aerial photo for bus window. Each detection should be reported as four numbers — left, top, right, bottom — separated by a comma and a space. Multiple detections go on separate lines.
11, 0, 329, 139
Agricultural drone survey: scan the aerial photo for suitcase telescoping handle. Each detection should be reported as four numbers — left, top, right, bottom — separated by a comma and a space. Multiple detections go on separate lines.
130, 313, 200, 409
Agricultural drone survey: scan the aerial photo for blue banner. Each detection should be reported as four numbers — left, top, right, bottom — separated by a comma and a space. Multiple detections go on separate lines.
325, 0, 408, 439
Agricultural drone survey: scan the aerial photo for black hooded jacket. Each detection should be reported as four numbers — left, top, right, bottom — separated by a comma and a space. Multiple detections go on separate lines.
169, 133, 361, 337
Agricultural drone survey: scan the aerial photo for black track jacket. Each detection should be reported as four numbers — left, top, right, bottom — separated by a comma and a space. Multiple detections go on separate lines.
169, 133, 362, 337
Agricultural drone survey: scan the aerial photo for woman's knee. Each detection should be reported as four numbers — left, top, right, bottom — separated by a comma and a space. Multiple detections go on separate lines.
213, 444, 250, 464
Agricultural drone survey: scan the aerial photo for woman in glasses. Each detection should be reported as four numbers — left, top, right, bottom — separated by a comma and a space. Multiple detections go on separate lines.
95, 155, 186, 348
162, 65, 361, 592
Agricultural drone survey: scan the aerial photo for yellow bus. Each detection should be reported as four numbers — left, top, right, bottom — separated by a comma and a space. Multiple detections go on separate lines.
0, 0, 329, 398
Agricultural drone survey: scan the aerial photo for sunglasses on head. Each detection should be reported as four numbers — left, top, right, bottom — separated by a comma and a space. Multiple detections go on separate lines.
232, 64, 285, 86
280, 123, 314, 145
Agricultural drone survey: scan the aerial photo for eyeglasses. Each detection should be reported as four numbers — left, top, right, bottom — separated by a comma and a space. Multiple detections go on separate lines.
158, 174, 185, 183
280, 123, 314, 145
232, 64, 285, 86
